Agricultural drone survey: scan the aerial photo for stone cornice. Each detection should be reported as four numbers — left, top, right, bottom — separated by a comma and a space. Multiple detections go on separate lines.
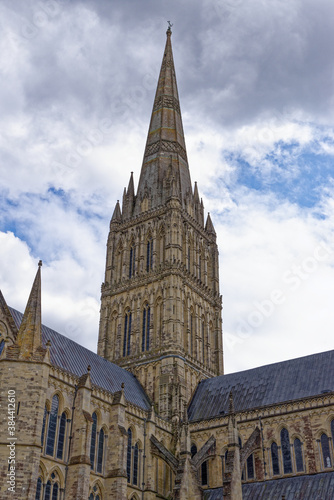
102, 261, 221, 305
108, 203, 214, 244
189, 393, 334, 432
118, 350, 217, 379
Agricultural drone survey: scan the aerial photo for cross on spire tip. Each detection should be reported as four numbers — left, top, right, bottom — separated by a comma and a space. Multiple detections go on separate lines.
167, 21, 173, 35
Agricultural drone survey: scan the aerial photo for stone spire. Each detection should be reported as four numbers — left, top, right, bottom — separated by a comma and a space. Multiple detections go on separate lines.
16, 261, 42, 359
134, 26, 192, 214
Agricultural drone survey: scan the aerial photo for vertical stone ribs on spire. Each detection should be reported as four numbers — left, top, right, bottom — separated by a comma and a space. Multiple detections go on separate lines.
135, 28, 192, 214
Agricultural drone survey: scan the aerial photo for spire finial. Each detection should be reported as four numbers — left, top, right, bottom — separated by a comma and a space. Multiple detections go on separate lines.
38, 260, 42, 267
167, 21, 173, 35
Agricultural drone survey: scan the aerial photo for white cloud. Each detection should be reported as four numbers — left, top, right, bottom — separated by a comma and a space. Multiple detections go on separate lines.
217, 189, 334, 373
1, 0, 334, 374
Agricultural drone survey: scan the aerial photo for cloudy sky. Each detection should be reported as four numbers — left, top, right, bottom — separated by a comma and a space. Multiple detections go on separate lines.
1, 0, 334, 374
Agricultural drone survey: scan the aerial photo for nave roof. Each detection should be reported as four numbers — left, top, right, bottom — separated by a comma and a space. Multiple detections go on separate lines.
9, 307, 151, 411
188, 349, 334, 421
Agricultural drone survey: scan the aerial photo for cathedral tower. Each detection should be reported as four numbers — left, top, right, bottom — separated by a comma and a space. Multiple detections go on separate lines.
98, 27, 223, 420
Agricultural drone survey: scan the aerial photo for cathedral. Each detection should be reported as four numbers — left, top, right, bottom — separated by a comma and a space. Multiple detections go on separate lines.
1, 26, 334, 500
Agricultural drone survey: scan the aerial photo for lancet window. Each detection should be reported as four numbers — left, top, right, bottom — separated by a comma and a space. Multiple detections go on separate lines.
127, 428, 141, 485
90, 412, 98, 469
129, 243, 136, 278
90, 412, 105, 473
46, 395, 59, 456
142, 303, 150, 352
147, 238, 153, 271
271, 442, 280, 475
246, 454, 255, 479
201, 316, 205, 363
44, 475, 59, 500
201, 460, 208, 486
321, 433, 332, 468
190, 310, 194, 356
123, 310, 132, 357
35, 477, 42, 500
56, 411, 67, 460
280, 428, 292, 474
294, 438, 304, 472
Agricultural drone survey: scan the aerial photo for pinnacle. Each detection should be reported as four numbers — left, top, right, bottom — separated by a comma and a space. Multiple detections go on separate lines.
111, 200, 122, 223
194, 182, 199, 203
127, 172, 134, 198
205, 213, 216, 235
16, 262, 42, 358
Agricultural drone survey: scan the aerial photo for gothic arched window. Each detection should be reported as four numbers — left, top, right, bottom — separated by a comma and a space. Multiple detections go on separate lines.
142, 304, 150, 352
0, 339, 4, 355
280, 428, 292, 474
190, 311, 194, 356
246, 454, 255, 479
89, 486, 101, 500
199, 255, 201, 281
129, 244, 136, 278
41, 406, 47, 448
127, 428, 132, 482
35, 477, 42, 500
123, 310, 132, 357
147, 238, 153, 272
201, 460, 208, 486
294, 438, 304, 472
222, 449, 228, 479
133, 442, 139, 485
158, 227, 165, 264
191, 444, 197, 458
96, 428, 105, 474
44, 481, 52, 500
201, 317, 205, 363
51, 482, 59, 500
271, 442, 280, 475
321, 433, 332, 468
46, 395, 59, 456
331, 419, 334, 442
56, 412, 67, 460
90, 412, 98, 469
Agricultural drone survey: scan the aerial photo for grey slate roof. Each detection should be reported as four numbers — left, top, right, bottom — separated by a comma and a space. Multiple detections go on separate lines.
188, 350, 334, 421
204, 472, 334, 499
9, 307, 151, 411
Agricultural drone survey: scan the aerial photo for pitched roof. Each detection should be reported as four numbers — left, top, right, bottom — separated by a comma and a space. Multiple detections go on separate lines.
9, 307, 151, 411
204, 472, 334, 499
188, 350, 334, 421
